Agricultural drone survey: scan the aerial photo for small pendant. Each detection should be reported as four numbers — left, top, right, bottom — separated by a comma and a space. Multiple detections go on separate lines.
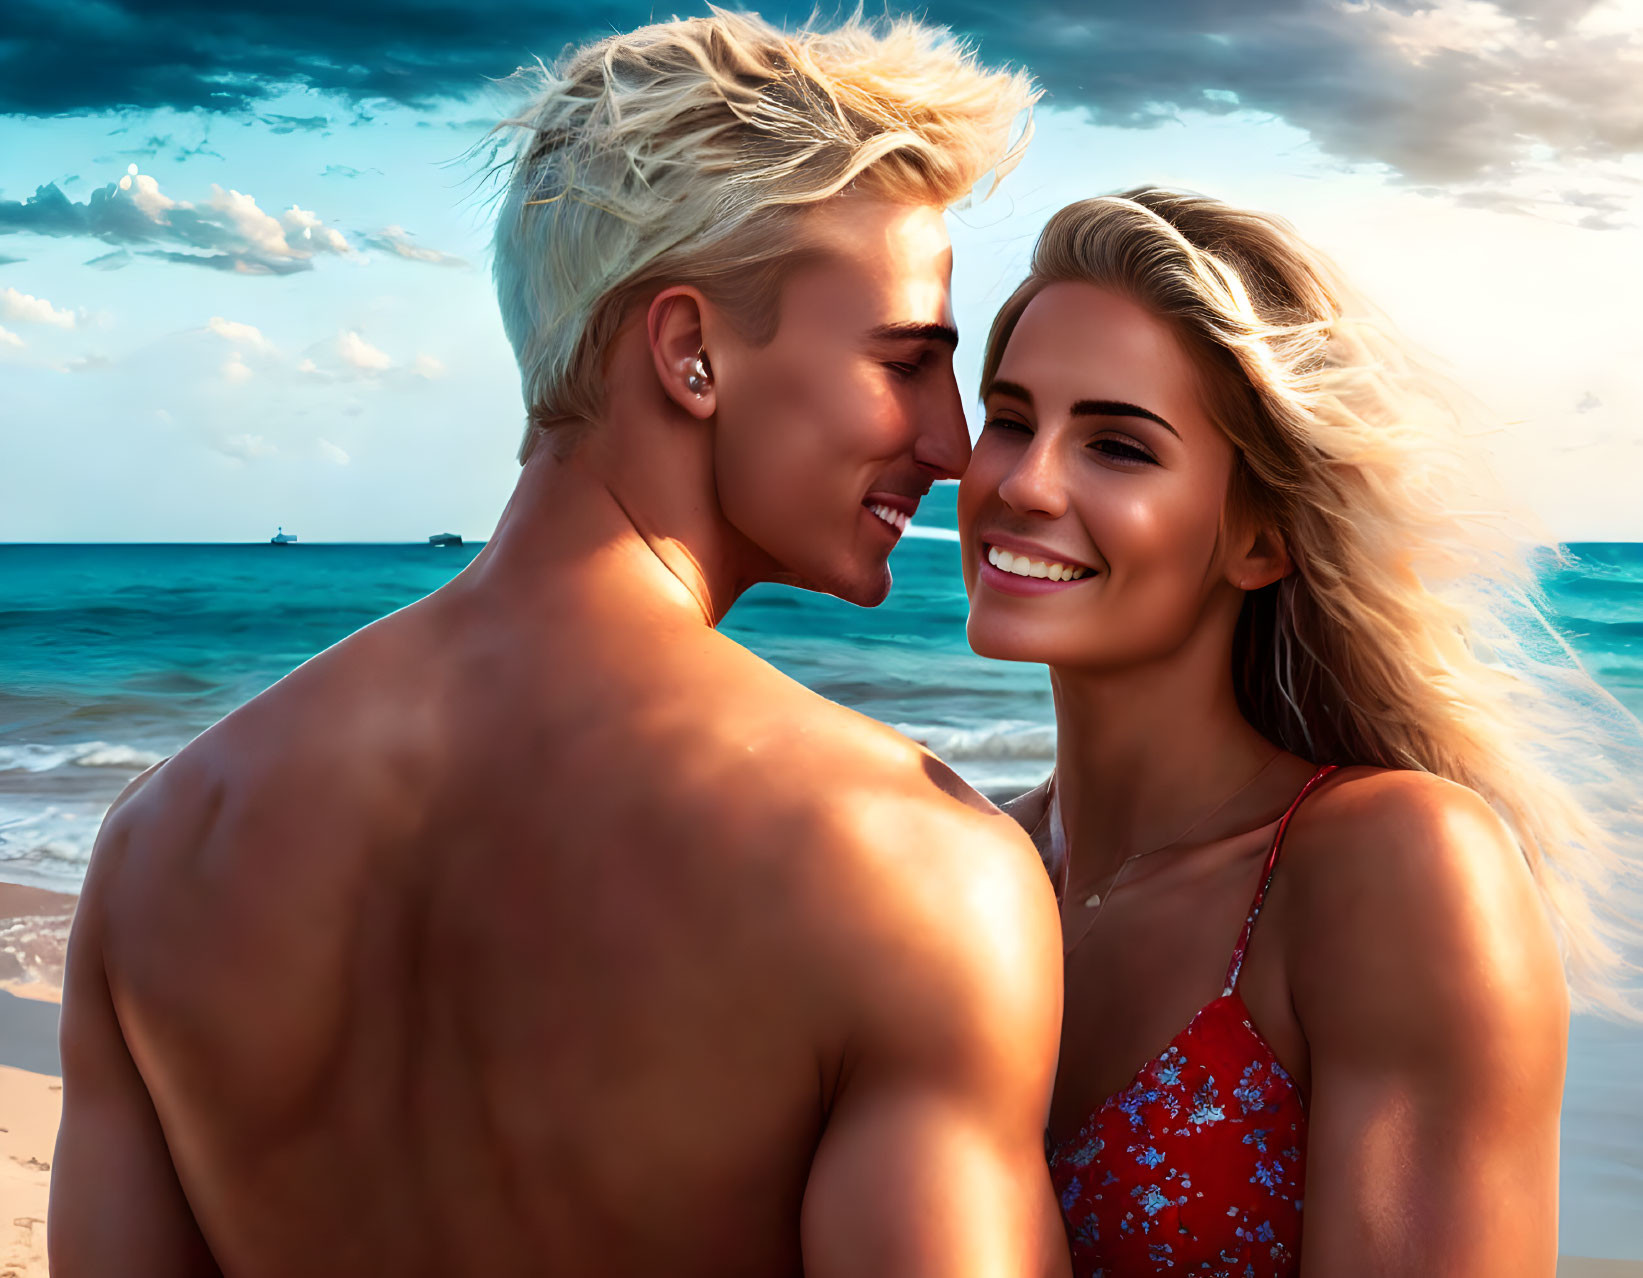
1084, 891, 1101, 908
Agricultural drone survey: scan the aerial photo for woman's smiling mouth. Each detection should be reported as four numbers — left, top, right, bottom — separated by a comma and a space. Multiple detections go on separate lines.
978, 539, 1099, 595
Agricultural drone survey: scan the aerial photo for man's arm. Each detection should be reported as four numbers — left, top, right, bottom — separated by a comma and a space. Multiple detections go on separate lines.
799, 804, 1071, 1278
1290, 773, 1568, 1277
50, 769, 222, 1277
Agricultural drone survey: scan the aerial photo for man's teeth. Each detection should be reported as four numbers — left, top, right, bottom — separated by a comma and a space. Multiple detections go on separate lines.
867, 503, 910, 532
986, 544, 1090, 582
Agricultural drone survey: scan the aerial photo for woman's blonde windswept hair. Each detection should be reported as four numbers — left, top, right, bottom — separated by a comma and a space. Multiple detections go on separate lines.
490, 7, 1036, 462
982, 190, 1642, 1014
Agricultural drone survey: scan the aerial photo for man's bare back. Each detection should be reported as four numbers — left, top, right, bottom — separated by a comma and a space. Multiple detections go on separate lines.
49, 20, 1065, 1272
53, 455, 1066, 1277
51, 556, 1027, 1272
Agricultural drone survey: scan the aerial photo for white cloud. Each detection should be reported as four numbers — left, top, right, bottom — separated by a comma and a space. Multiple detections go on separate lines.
1575, 0, 1643, 40
413, 353, 447, 379
209, 184, 302, 261
0, 325, 25, 349
364, 225, 466, 268
337, 330, 392, 372
318, 438, 351, 466
2, 170, 455, 278
1369, 0, 1522, 64
280, 204, 351, 254
128, 172, 178, 222
222, 352, 254, 383
207, 316, 273, 351
1, 286, 76, 329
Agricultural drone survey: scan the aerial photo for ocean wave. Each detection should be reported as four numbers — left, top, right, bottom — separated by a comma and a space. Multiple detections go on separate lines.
0, 802, 100, 884
896, 720, 1056, 761
0, 740, 167, 774
902, 525, 960, 543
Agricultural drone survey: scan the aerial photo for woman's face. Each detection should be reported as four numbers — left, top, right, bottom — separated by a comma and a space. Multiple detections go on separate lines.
958, 280, 1252, 671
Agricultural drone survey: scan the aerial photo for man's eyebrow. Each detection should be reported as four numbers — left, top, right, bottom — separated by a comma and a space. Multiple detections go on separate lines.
867, 322, 959, 349
986, 380, 1179, 439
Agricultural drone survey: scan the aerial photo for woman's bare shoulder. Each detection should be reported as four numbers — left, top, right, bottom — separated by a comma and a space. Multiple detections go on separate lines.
1280, 765, 1567, 1045
1283, 765, 1521, 887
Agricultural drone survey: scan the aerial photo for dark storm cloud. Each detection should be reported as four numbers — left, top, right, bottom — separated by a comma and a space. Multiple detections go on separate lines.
0, 0, 566, 114
261, 114, 332, 134
1, 0, 1638, 185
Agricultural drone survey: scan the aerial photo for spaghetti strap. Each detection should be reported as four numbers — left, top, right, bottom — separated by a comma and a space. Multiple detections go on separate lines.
1221, 764, 1339, 996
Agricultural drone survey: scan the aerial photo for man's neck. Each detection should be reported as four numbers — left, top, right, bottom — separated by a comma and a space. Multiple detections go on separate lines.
471, 416, 774, 630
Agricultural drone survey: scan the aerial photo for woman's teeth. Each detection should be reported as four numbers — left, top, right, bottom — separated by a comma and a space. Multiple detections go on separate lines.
867, 503, 910, 532
986, 544, 1090, 582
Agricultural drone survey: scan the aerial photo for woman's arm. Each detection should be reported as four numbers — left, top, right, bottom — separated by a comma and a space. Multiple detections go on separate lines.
1288, 770, 1568, 1277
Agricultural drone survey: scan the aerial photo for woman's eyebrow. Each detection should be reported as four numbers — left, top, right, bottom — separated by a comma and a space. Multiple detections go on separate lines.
985, 380, 1180, 439
985, 378, 1033, 404
1071, 399, 1179, 438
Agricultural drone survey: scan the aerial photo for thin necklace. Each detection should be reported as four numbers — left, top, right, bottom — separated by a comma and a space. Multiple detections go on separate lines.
1040, 747, 1284, 959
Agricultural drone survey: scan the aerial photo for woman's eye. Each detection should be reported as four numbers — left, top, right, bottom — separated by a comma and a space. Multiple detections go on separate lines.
1092, 438, 1156, 464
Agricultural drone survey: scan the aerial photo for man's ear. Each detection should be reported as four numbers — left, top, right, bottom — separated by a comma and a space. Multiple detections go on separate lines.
1231, 521, 1292, 593
647, 286, 716, 420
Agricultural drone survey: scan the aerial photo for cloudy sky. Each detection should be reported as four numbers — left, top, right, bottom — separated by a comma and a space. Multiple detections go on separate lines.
2, 0, 1640, 541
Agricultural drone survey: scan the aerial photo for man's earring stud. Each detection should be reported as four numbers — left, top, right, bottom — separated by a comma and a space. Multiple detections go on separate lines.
685, 350, 711, 395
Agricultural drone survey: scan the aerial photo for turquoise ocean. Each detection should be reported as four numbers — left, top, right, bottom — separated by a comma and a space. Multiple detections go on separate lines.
2, 483, 1641, 1257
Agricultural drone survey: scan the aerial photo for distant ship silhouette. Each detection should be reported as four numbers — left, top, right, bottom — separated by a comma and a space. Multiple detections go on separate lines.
427, 532, 462, 547
270, 527, 297, 545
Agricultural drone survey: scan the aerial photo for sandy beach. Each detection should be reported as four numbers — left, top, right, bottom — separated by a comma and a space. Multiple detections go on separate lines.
0, 880, 1635, 1277
0, 882, 71, 1278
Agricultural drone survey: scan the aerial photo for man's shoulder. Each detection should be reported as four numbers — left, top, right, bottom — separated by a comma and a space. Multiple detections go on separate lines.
779, 769, 1063, 1098
693, 640, 996, 807
773, 749, 1060, 996
84, 664, 417, 954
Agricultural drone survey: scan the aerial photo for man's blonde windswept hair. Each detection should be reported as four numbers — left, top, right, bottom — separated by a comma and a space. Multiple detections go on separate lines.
491, 7, 1036, 462
983, 190, 1643, 1016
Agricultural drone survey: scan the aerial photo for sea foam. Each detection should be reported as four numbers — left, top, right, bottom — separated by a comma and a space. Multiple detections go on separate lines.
0, 741, 166, 774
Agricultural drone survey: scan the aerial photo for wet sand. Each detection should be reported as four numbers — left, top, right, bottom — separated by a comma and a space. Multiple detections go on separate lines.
0, 881, 1636, 1277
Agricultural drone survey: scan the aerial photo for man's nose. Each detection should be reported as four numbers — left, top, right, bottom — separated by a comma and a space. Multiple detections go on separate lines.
996, 433, 1069, 519
913, 372, 971, 482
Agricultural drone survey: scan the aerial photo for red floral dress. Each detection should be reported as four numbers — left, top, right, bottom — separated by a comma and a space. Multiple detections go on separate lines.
1048, 765, 1337, 1277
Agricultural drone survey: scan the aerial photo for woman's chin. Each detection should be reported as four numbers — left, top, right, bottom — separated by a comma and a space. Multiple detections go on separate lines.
964, 618, 1062, 665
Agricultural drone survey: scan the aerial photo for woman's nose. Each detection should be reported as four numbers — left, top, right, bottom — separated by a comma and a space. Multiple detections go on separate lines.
995, 435, 1069, 519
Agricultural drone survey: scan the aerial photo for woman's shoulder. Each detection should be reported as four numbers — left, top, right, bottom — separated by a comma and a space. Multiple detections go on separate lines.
1284, 764, 1516, 885
1280, 765, 1566, 1032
